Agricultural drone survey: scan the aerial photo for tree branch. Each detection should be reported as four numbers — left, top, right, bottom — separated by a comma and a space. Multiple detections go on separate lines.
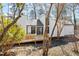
0, 4, 25, 43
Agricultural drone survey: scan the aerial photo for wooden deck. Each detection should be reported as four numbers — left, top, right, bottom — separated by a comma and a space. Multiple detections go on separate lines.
21, 39, 44, 43
20, 35, 44, 43
19, 36, 65, 44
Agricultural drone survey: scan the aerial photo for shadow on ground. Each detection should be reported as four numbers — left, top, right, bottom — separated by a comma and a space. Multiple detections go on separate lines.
14, 35, 79, 47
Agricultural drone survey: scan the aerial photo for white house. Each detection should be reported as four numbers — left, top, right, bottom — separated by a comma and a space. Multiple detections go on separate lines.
17, 14, 74, 37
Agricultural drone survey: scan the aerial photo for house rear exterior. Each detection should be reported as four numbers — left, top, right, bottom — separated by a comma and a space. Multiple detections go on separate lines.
17, 14, 74, 37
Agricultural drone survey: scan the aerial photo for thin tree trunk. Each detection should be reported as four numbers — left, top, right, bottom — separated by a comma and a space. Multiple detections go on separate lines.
33, 4, 37, 19
33, 4, 37, 46
73, 5, 78, 52
57, 15, 68, 55
57, 19, 61, 40
1, 8, 4, 30
43, 3, 52, 56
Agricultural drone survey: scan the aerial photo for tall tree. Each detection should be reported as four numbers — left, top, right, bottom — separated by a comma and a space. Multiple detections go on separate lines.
72, 4, 78, 52
43, 3, 52, 56
33, 4, 37, 19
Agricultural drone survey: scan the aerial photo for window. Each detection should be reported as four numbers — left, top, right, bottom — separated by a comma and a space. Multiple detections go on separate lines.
31, 26, 35, 34
37, 27, 43, 35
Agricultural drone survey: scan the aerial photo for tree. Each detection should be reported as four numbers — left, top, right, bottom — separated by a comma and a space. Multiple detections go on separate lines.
72, 4, 79, 53
0, 3, 25, 55
67, 3, 79, 53
49, 3, 65, 47
0, 18, 25, 53
43, 3, 52, 56
0, 4, 4, 31
0, 3, 25, 43
33, 4, 37, 19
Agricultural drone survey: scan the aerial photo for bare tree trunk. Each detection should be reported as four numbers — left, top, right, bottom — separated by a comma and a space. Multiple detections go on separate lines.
57, 15, 69, 55
73, 5, 78, 52
33, 4, 37, 46
43, 3, 52, 56
57, 19, 61, 40
1, 8, 4, 30
33, 4, 37, 19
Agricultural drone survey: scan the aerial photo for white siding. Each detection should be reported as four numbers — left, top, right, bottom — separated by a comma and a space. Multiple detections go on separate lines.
49, 19, 57, 37
49, 19, 74, 37
61, 25, 74, 36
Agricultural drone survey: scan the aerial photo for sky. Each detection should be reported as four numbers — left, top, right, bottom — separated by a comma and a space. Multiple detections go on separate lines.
2, 4, 9, 14
1, 3, 79, 22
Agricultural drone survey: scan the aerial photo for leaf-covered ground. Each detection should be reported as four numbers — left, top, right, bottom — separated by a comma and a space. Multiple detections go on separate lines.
1, 35, 79, 56
7, 41, 79, 56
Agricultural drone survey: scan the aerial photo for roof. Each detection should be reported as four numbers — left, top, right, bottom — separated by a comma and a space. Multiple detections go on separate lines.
26, 20, 37, 25
37, 19, 43, 26
17, 16, 37, 26
64, 20, 73, 25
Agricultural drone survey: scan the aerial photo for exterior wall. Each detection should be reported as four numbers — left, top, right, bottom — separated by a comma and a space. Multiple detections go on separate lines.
61, 25, 74, 36
49, 19, 57, 37
49, 19, 74, 37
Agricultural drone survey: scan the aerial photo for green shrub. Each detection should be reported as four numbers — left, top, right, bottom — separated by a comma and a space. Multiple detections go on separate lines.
0, 18, 25, 45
